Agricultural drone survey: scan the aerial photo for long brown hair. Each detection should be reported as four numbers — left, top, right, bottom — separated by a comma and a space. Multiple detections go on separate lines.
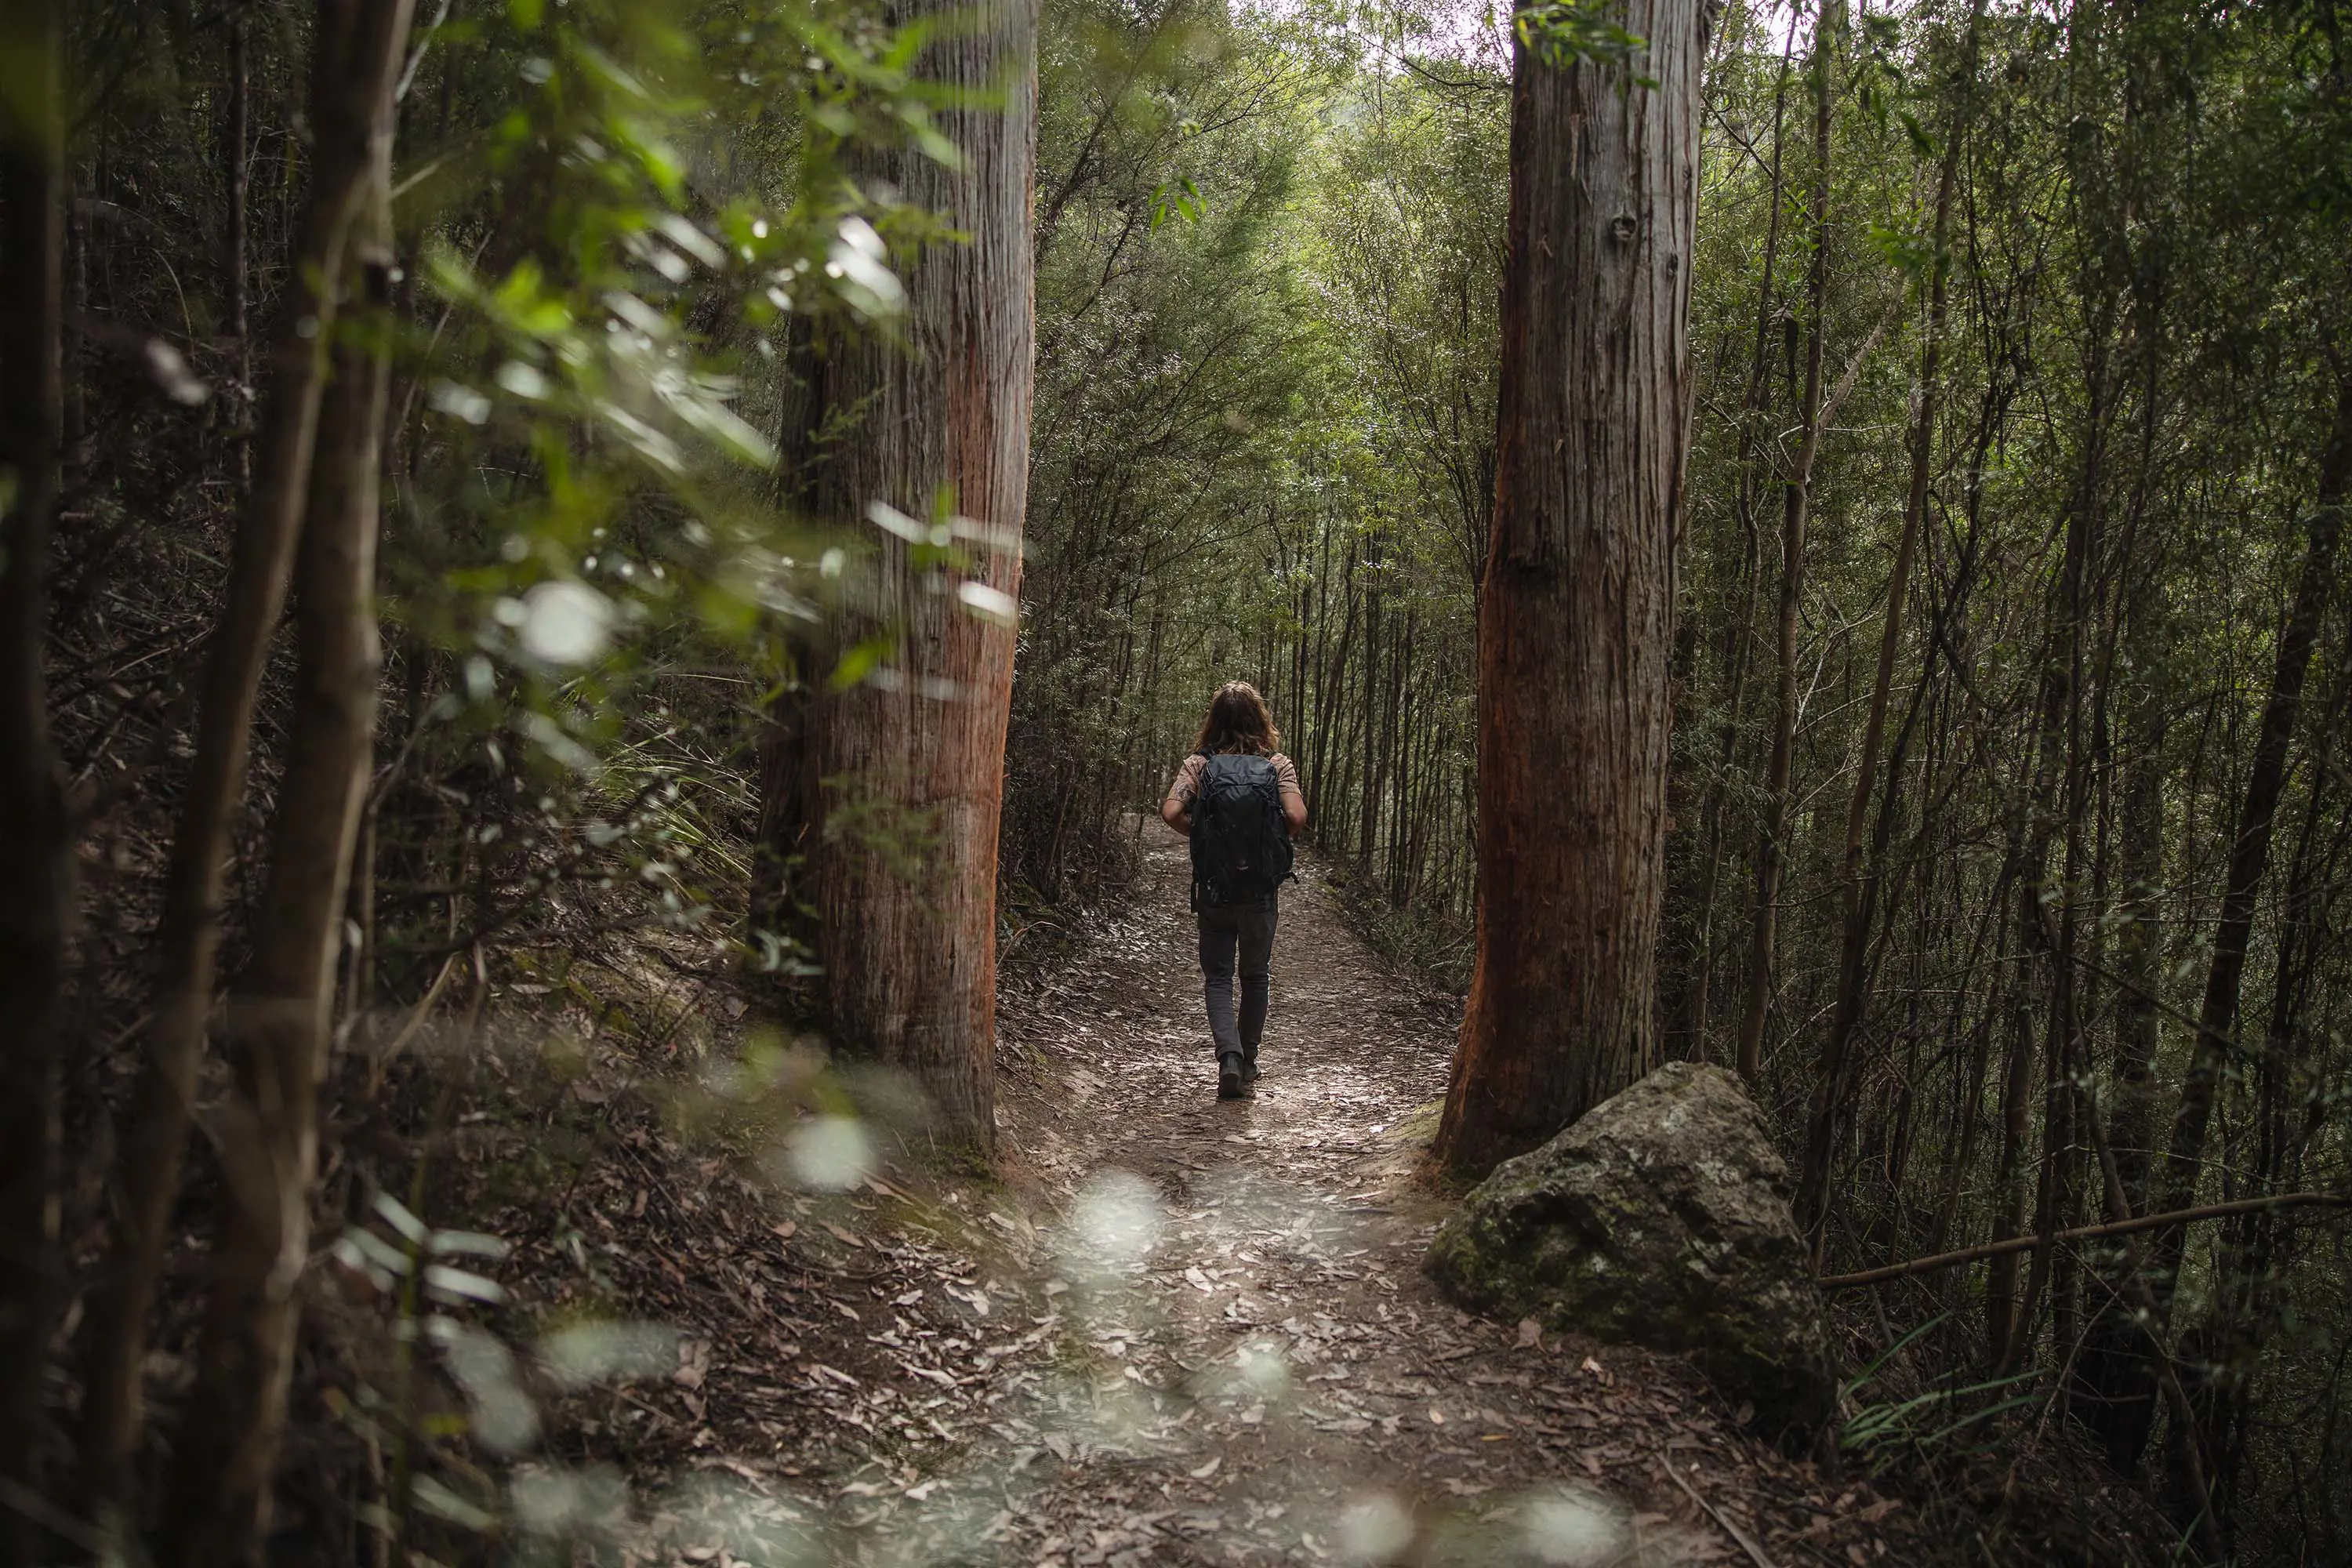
1193, 681, 1281, 756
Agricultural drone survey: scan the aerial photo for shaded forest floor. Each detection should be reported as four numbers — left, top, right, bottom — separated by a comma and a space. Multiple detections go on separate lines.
397, 824, 2172, 1566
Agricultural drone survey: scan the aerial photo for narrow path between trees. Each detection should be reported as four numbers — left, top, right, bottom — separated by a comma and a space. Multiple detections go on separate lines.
978, 822, 1737, 1565
517, 825, 1958, 1567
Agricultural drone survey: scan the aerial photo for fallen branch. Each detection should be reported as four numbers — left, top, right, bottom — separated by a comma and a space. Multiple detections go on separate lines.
1818, 1192, 2350, 1290
1665, 1461, 1779, 1568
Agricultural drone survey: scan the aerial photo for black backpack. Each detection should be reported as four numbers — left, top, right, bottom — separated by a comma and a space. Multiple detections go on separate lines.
1188, 751, 1294, 909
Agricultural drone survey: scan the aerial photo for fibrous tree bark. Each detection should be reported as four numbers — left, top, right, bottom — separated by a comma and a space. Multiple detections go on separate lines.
161, 81, 398, 1565
0, 0, 73, 1559
758, 0, 1037, 1152
79, 0, 417, 1531
1432, 0, 1708, 1177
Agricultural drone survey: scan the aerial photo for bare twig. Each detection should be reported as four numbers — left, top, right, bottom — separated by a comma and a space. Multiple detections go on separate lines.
365, 950, 463, 1092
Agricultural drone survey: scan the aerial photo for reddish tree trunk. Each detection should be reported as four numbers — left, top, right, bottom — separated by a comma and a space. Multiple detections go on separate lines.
1433, 0, 1708, 1176
760, 0, 1036, 1152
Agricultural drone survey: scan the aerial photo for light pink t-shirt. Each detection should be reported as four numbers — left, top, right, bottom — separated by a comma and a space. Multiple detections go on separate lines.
1166, 751, 1305, 814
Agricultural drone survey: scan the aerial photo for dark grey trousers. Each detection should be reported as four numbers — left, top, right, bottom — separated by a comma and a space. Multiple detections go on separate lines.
1197, 902, 1278, 1062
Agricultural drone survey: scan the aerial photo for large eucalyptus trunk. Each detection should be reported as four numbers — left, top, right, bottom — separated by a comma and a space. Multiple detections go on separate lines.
1433, 0, 1707, 1177
0, 1, 73, 1559
758, 0, 1037, 1152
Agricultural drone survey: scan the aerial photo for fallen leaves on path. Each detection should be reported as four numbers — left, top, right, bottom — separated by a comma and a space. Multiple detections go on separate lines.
416, 823, 2144, 1567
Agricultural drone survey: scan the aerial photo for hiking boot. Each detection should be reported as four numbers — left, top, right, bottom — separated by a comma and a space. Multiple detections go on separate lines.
1218, 1052, 1247, 1101
1240, 1055, 1261, 1083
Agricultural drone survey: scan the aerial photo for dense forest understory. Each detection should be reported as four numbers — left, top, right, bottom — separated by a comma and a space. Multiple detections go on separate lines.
2, 0, 2351, 1563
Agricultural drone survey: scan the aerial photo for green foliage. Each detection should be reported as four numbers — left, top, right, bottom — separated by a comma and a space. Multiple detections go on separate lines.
1010, 0, 1501, 943
1022, 0, 2352, 1553
357, 0, 973, 1007
1512, 0, 1650, 81
1149, 175, 1208, 227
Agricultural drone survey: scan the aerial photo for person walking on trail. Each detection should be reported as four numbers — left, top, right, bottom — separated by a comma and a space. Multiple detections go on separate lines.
1161, 681, 1308, 1101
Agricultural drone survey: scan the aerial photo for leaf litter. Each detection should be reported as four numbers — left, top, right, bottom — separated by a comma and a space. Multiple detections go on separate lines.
433, 822, 2159, 1567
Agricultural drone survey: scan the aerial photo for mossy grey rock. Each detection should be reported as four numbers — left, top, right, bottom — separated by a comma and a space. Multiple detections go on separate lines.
1426, 1062, 1837, 1436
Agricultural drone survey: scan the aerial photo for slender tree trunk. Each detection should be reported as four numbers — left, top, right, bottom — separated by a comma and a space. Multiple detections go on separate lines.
1326, 551, 1356, 800
163, 132, 395, 1568
1358, 535, 1383, 868
2074, 596, 2167, 1468
1932, 977, 1996, 1256
1379, 612, 1407, 890
1796, 40, 1972, 1243
1735, 0, 1841, 1086
2194, 675, 2348, 1530
1984, 818, 2043, 1363
2074, 1064, 2226, 1562
1289, 557, 1310, 772
2258, 661, 2348, 1203
2006, 292, 2112, 1374
78, 0, 419, 1527
1330, 550, 1368, 843
226, 1, 252, 414
0, 2, 73, 1559
2098, 373, 2352, 1504
2071, 119, 2172, 1433
758, 0, 1036, 1152
1989, 627, 2074, 1371
1679, 29, 1797, 1063
2147, 371, 2352, 1321
1434, 0, 1707, 1176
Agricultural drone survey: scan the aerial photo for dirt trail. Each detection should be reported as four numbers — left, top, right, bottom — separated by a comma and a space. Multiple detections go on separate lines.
975, 823, 1731, 1566
773, 823, 1860, 1567
510, 823, 1951, 1566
